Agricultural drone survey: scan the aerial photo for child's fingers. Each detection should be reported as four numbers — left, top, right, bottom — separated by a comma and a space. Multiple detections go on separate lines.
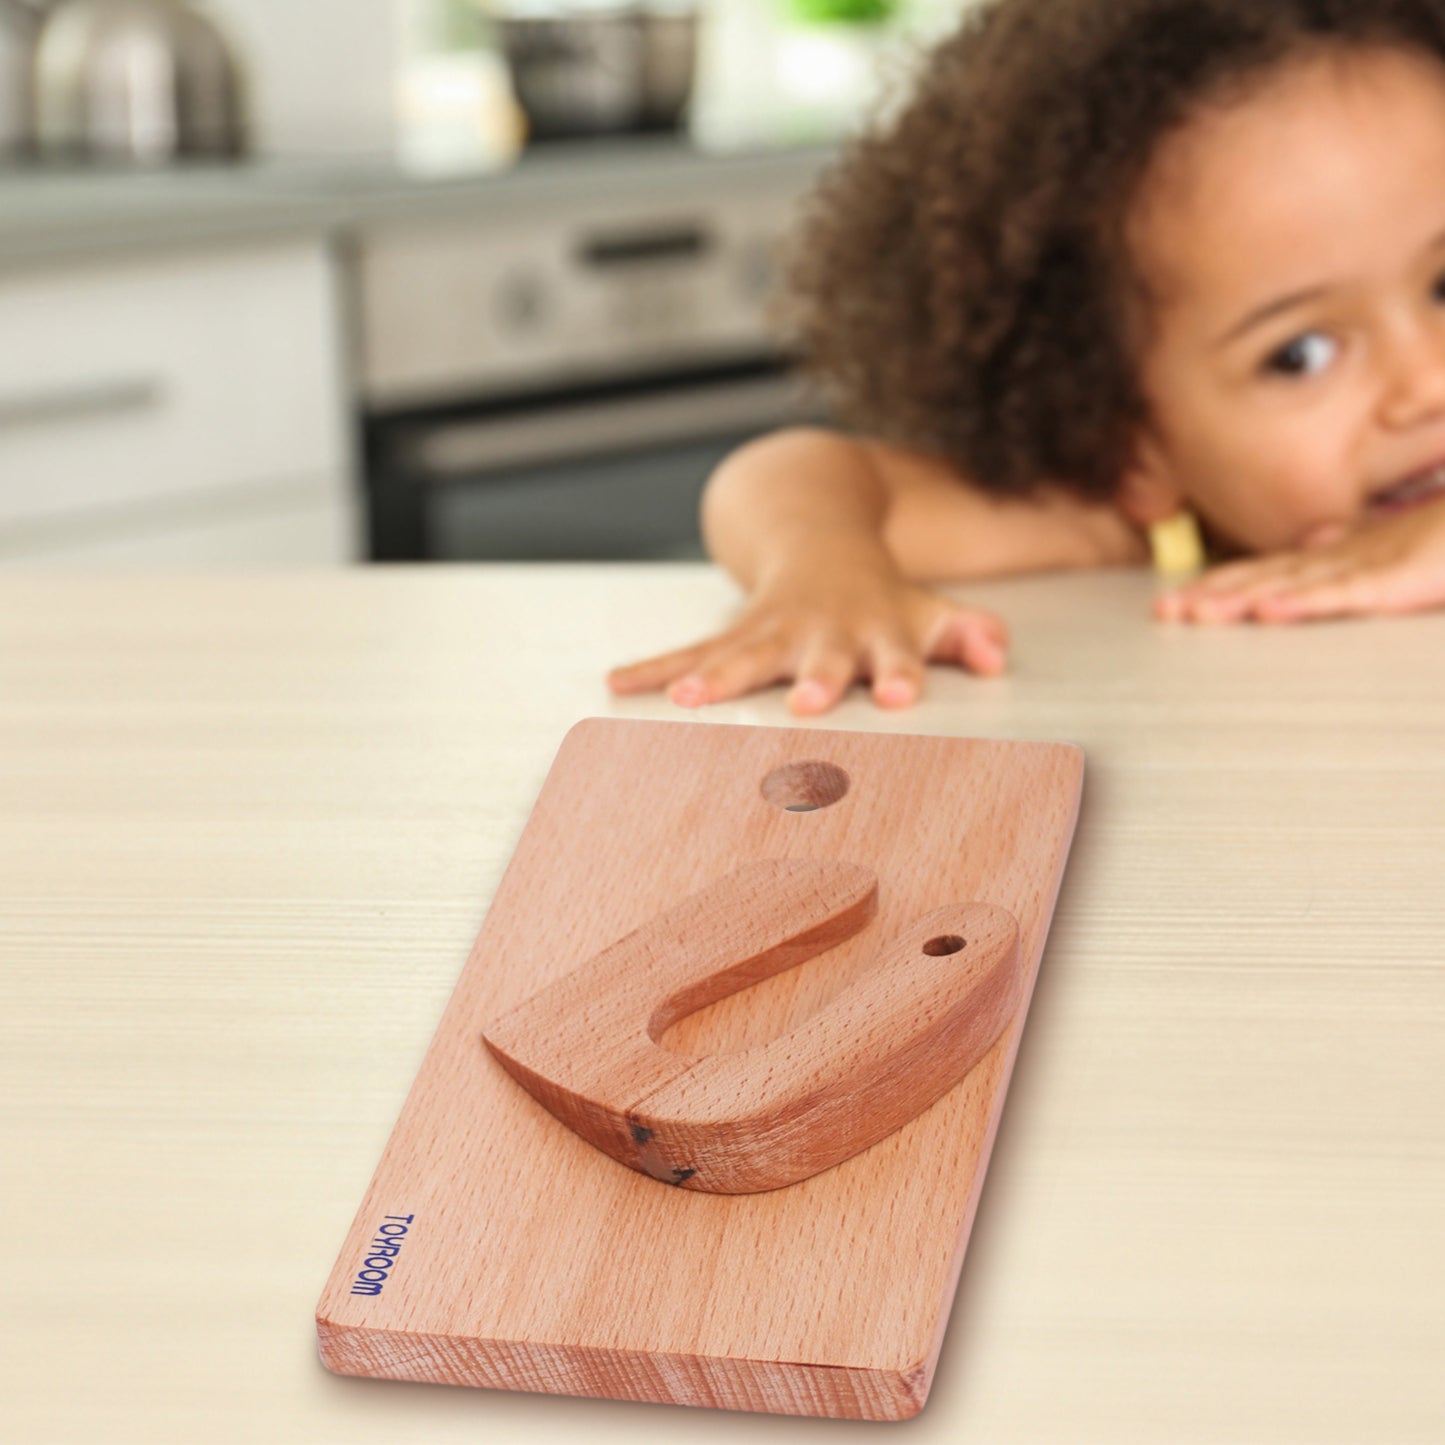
787, 637, 861, 715
961, 621, 1009, 675
1163, 555, 1346, 622
1156, 552, 1325, 621
1248, 563, 1441, 620
666, 637, 794, 708
1248, 575, 1373, 621
610, 592, 1010, 711
606, 638, 727, 695
865, 633, 926, 708
925, 606, 1010, 675
1159, 556, 1283, 605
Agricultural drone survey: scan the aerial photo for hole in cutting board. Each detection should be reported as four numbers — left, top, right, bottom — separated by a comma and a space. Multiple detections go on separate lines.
761, 760, 850, 812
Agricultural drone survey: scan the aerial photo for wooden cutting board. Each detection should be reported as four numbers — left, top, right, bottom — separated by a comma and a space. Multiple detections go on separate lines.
317, 719, 1083, 1420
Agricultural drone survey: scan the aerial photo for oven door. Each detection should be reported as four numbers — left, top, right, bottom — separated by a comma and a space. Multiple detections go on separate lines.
364, 360, 816, 561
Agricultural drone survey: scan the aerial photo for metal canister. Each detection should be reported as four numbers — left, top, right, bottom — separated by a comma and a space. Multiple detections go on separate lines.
33, 0, 246, 163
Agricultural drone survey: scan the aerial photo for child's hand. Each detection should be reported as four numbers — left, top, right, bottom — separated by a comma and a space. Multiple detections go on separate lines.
607, 571, 1009, 715
1154, 500, 1445, 624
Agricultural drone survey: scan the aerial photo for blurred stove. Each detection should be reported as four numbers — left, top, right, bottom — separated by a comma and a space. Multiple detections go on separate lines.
352, 143, 828, 561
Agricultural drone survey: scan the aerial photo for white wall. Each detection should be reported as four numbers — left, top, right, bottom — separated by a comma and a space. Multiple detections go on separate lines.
203, 0, 401, 157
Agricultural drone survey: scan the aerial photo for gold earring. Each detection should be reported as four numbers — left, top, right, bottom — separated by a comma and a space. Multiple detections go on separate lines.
1148, 511, 1205, 576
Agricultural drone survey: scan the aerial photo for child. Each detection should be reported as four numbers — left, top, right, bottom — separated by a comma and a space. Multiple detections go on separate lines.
607, 0, 1445, 715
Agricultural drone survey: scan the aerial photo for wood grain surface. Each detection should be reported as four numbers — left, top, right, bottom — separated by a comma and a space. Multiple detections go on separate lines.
6, 566, 1444, 1445
316, 717, 1083, 1418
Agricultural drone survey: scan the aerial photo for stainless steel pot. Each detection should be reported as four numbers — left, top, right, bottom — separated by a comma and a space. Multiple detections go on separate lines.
638, 6, 696, 131
496, 3, 698, 143
34, 0, 246, 163
0, 0, 41, 157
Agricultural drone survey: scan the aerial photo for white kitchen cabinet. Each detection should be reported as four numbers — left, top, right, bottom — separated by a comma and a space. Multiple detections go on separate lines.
0, 238, 357, 566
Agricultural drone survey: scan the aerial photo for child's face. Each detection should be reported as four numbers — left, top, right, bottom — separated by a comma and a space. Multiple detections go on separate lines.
1122, 44, 1445, 554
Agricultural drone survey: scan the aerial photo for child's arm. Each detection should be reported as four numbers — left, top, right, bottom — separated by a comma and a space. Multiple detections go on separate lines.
1154, 499, 1445, 624
608, 427, 1145, 713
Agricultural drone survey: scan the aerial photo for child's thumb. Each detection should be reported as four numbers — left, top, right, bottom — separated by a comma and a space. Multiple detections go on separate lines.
926, 604, 1009, 676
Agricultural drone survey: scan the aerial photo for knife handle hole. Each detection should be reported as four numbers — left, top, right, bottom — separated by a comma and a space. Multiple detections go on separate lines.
922, 935, 966, 956
761, 760, 850, 813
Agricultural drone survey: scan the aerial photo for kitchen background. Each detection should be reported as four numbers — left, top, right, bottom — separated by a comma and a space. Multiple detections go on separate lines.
0, 0, 974, 567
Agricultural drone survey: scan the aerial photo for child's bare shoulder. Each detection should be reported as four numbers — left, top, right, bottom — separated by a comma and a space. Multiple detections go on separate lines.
859, 436, 1149, 581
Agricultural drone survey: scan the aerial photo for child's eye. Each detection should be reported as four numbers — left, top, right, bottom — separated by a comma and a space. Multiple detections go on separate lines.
1432, 269, 1445, 303
1263, 332, 1336, 378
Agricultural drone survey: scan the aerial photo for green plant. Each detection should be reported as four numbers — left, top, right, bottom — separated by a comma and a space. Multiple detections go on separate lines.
786, 0, 899, 25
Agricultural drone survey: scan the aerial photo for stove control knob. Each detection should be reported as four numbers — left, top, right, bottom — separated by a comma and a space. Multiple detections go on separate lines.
735, 237, 779, 307
493, 271, 549, 335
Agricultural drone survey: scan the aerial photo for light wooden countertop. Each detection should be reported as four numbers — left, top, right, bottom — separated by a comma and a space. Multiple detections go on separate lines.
3, 565, 1442, 1444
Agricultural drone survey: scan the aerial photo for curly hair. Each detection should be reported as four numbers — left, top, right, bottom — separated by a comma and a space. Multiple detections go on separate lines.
781, 0, 1445, 500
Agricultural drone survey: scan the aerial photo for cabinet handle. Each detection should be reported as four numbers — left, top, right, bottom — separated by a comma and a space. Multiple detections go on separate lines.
412, 372, 811, 478
0, 378, 163, 430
